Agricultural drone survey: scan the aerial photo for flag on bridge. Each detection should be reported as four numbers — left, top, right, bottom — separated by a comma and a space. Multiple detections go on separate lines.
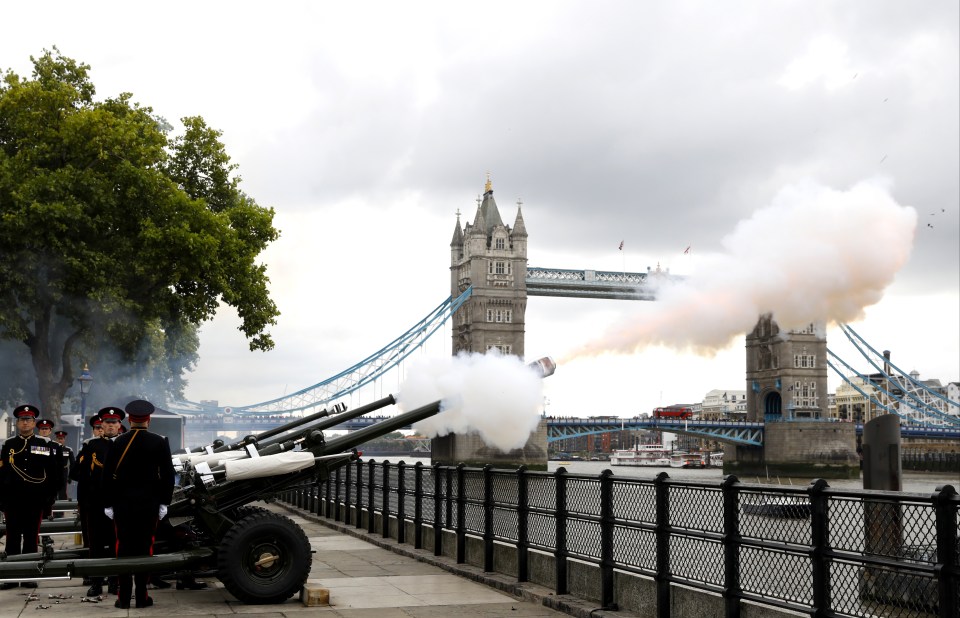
619, 240, 624, 251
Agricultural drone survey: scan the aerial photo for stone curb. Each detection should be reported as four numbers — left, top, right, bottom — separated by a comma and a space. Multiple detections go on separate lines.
279, 502, 639, 618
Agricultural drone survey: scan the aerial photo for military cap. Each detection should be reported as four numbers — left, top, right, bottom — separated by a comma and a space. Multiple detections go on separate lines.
36, 419, 54, 429
13, 404, 39, 419
98, 406, 126, 422
54, 430, 68, 437
125, 399, 155, 421
89, 415, 103, 428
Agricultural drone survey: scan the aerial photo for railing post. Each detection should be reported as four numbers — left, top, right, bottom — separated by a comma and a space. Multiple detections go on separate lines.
355, 459, 364, 529
343, 460, 353, 524
434, 462, 443, 556
516, 465, 529, 582
933, 484, 958, 618
599, 469, 617, 610
333, 465, 342, 522
382, 460, 391, 539
654, 471, 671, 618
722, 475, 742, 618
483, 464, 494, 572
413, 461, 423, 549
456, 463, 466, 564
397, 460, 406, 544
324, 469, 332, 518
808, 478, 831, 617
367, 459, 376, 534
555, 466, 568, 595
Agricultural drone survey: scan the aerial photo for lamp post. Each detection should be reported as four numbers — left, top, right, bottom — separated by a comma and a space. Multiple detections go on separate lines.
77, 364, 93, 449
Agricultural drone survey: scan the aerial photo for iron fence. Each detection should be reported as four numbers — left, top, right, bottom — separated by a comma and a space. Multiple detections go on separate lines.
281, 461, 958, 618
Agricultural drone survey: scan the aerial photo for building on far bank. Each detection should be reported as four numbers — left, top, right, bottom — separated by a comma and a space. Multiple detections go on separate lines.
700, 389, 746, 420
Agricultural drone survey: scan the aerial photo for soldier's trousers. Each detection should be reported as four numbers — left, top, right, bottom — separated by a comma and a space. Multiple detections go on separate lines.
3, 504, 43, 555
114, 503, 159, 604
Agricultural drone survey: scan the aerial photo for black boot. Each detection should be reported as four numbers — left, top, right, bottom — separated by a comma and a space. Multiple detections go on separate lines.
85, 580, 103, 597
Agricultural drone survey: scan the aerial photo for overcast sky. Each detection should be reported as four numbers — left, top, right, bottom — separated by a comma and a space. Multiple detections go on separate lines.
4, 1, 958, 418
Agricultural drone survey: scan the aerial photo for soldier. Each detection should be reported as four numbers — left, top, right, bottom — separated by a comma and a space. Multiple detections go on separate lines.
73, 408, 124, 597
102, 400, 175, 609
34, 419, 62, 520
36, 419, 55, 440
70, 414, 103, 588
53, 430, 74, 501
0, 405, 62, 589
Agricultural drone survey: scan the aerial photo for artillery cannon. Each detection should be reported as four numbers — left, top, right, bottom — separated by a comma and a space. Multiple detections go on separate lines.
0, 357, 556, 604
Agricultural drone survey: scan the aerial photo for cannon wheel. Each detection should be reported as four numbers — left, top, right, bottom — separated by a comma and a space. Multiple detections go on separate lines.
229, 504, 270, 522
216, 511, 311, 604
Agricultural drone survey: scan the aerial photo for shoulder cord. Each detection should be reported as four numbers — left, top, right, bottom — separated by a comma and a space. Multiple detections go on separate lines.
7, 437, 47, 484
111, 430, 140, 480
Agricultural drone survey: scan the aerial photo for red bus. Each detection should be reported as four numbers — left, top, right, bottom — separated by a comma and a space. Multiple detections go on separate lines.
653, 406, 694, 420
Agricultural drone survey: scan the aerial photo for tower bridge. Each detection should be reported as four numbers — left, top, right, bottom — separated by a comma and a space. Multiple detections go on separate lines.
175, 177, 958, 476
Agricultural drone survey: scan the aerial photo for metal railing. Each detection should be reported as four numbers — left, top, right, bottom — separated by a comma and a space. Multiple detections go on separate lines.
280, 462, 958, 618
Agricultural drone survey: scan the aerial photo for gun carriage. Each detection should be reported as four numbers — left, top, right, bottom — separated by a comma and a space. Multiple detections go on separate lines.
0, 357, 555, 604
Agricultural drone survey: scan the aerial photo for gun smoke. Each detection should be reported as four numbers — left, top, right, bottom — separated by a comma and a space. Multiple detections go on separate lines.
397, 352, 545, 452
563, 179, 917, 360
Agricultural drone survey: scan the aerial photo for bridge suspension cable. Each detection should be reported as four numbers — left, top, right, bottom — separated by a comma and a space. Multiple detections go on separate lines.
838, 323, 960, 411
173, 286, 473, 416
826, 325, 959, 427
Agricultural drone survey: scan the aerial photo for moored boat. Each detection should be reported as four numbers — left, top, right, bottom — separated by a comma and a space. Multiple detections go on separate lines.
610, 444, 671, 467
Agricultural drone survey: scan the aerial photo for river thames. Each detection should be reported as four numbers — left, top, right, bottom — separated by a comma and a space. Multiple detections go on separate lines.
362, 454, 958, 494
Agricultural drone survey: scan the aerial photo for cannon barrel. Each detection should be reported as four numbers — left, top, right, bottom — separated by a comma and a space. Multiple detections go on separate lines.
318, 400, 441, 456
211, 394, 396, 453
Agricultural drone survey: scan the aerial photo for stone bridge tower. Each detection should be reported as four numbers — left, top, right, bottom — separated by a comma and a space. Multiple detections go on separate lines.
745, 314, 828, 421
436, 176, 547, 470
449, 175, 528, 357
730, 314, 858, 478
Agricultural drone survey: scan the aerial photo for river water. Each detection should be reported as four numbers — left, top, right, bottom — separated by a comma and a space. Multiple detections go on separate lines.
365, 455, 958, 494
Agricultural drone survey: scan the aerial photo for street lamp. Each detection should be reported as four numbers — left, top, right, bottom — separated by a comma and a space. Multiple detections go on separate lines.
77, 364, 93, 448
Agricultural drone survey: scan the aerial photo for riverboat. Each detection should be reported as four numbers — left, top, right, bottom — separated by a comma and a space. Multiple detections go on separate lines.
609, 444, 671, 467
742, 496, 811, 518
701, 451, 724, 467
669, 452, 706, 468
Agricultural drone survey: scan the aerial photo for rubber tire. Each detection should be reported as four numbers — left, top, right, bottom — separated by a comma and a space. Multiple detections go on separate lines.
229, 504, 271, 522
216, 511, 311, 604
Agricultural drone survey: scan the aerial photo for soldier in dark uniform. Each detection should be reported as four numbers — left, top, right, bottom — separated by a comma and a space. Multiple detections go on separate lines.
102, 400, 175, 609
0, 405, 62, 589
72, 408, 124, 597
34, 419, 62, 520
53, 430, 74, 501
70, 414, 103, 588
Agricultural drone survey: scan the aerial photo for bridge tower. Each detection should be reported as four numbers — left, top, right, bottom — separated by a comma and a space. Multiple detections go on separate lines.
436, 176, 547, 470
729, 314, 859, 478
449, 174, 528, 356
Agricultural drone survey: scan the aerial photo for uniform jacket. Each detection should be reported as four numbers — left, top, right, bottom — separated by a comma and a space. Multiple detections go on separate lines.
102, 429, 175, 509
70, 437, 114, 505
0, 434, 63, 505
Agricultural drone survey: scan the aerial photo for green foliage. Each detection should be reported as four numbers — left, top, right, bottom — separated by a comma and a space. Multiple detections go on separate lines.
0, 48, 280, 421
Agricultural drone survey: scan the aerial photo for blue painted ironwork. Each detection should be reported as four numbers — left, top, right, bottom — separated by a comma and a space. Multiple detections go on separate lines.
525, 266, 665, 300
170, 287, 473, 416
184, 412, 960, 443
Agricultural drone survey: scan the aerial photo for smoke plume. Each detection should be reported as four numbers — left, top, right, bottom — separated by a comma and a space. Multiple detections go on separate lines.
563, 179, 917, 360
397, 352, 545, 451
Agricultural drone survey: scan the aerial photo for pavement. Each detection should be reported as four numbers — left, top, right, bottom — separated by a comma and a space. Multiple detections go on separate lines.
0, 505, 629, 618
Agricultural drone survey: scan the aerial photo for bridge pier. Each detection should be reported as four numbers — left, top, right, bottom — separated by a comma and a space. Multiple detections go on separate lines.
725, 421, 860, 479
431, 419, 549, 471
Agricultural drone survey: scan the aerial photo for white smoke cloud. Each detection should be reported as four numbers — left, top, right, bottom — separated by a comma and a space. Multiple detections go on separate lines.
563, 179, 917, 359
397, 352, 545, 452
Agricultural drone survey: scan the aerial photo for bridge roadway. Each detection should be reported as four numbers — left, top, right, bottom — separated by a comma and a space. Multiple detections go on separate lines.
183, 415, 960, 446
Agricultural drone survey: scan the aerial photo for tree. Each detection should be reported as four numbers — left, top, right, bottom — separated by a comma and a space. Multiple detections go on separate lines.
0, 49, 280, 425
